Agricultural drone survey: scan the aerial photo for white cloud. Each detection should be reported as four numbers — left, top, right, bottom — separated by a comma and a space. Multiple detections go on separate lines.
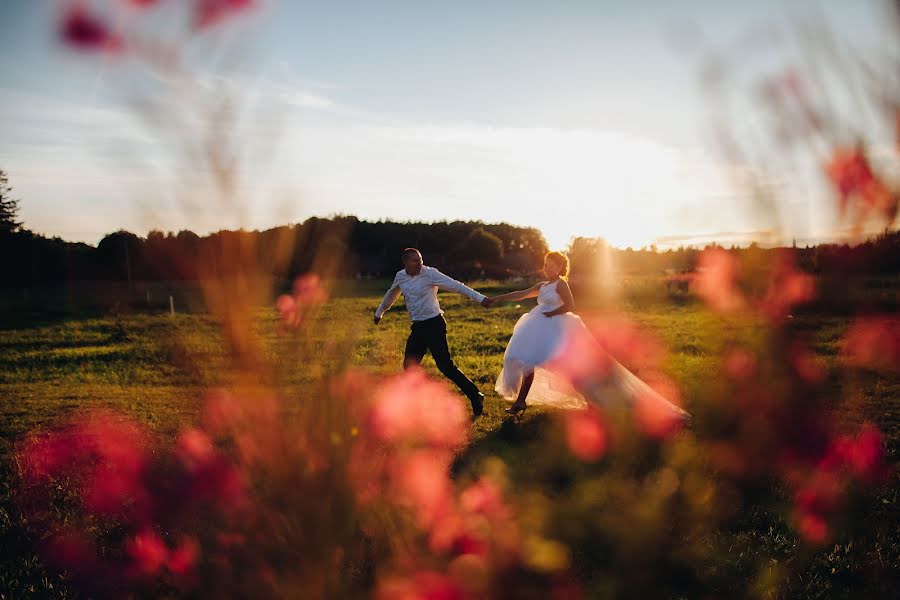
0, 81, 832, 249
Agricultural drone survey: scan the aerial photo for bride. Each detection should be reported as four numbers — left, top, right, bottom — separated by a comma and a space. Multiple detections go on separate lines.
488, 251, 690, 423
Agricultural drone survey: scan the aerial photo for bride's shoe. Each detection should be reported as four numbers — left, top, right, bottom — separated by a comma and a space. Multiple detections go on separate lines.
505, 402, 527, 415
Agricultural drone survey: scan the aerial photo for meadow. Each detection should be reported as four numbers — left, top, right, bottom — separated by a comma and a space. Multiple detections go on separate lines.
0, 278, 897, 598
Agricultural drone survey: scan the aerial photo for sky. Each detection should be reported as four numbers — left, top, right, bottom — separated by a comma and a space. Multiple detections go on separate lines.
0, 0, 896, 250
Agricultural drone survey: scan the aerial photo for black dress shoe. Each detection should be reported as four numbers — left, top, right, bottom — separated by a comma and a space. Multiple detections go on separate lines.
469, 392, 485, 419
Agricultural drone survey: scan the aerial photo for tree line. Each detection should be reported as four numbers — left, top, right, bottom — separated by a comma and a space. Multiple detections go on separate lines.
1, 168, 897, 291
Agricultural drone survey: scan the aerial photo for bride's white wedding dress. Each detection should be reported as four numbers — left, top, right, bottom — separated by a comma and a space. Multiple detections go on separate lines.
495, 280, 690, 422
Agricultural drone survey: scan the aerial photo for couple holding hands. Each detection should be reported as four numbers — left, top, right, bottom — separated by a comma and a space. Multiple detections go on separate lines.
374, 247, 688, 422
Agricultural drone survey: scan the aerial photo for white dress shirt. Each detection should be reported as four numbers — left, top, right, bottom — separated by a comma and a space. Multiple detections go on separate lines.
375, 266, 486, 322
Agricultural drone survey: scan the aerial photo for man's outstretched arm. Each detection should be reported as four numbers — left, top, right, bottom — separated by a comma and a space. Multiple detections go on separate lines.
428, 269, 487, 305
374, 277, 402, 324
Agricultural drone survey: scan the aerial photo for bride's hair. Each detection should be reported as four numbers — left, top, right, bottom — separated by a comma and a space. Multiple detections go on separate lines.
545, 251, 569, 277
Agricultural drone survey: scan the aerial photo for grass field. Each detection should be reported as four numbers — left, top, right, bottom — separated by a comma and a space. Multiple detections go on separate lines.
0, 279, 897, 597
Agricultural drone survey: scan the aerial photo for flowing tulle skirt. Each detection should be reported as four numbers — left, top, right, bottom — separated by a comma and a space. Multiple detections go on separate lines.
495, 309, 690, 422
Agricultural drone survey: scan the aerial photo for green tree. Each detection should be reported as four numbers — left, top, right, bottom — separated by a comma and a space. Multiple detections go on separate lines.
0, 169, 23, 234
460, 226, 504, 263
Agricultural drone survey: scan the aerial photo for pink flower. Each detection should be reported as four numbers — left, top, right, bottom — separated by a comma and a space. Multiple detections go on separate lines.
194, 0, 255, 30
789, 343, 825, 383
187, 456, 246, 511
60, 6, 122, 52
794, 473, 843, 517
84, 467, 146, 516
168, 536, 200, 576
370, 369, 468, 448
460, 478, 506, 517
127, 529, 168, 577
19, 432, 78, 481
759, 250, 814, 320
276, 273, 328, 327
276, 294, 297, 323
584, 315, 665, 372
544, 326, 614, 389
817, 435, 853, 472
19, 411, 148, 483
177, 428, 216, 470
389, 450, 453, 529
847, 425, 889, 484
564, 408, 607, 461
377, 571, 466, 600
825, 146, 896, 222
725, 348, 756, 380
632, 377, 689, 440
841, 315, 900, 371
692, 248, 744, 313
797, 511, 828, 545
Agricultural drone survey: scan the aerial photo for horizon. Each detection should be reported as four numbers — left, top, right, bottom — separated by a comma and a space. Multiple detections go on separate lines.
1, 1, 897, 251
28, 213, 896, 254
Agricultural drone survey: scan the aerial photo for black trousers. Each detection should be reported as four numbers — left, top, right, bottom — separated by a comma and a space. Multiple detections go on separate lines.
404, 315, 480, 399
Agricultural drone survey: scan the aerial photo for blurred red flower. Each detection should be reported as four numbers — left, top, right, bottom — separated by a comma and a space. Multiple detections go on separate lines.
841, 315, 900, 371
60, 6, 122, 52
127, 528, 168, 577
177, 428, 216, 470
692, 248, 745, 313
194, 0, 255, 30
370, 368, 468, 449
825, 146, 897, 224
377, 571, 466, 600
389, 450, 454, 529
760, 250, 815, 320
846, 424, 890, 484
277, 273, 328, 327
168, 536, 200, 577
564, 407, 608, 461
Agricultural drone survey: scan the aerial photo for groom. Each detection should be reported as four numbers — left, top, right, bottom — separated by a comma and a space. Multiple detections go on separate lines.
374, 248, 492, 418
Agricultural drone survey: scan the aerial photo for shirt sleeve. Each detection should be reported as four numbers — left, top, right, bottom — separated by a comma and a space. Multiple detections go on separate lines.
428, 269, 486, 304
375, 274, 403, 319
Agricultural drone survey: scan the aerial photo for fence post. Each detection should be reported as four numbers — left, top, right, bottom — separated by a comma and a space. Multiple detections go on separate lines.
169, 295, 175, 317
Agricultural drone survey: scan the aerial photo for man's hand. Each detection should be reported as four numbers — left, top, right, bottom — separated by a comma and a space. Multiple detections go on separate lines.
481, 297, 493, 308
374, 315, 382, 325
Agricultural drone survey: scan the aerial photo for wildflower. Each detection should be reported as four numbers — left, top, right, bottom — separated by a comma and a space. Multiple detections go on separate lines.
127, 528, 168, 577
370, 369, 468, 448
725, 348, 756, 380
825, 146, 897, 224
632, 377, 688, 440
760, 250, 814, 320
60, 6, 122, 52
847, 424, 889, 484
177, 428, 216, 470
692, 248, 744, 313
168, 536, 200, 576
194, 0, 256, 30
563, 407, 607, 461
277, 273, 328, 327
389, 450, 453, 529
377, 571, 466, 600
841, 315, 900, 371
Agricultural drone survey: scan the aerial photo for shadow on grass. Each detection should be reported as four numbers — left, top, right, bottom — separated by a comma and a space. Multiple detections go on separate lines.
452, 412, 556, 480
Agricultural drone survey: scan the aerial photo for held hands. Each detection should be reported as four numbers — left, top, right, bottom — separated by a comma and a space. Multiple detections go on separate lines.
481, 297, 495, 308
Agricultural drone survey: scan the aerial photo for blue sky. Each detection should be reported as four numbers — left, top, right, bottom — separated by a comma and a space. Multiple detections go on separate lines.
0, 0, 894, 249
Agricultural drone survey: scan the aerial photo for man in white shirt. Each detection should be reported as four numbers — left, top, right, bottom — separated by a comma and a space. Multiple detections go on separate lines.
374, 248, 492, 418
